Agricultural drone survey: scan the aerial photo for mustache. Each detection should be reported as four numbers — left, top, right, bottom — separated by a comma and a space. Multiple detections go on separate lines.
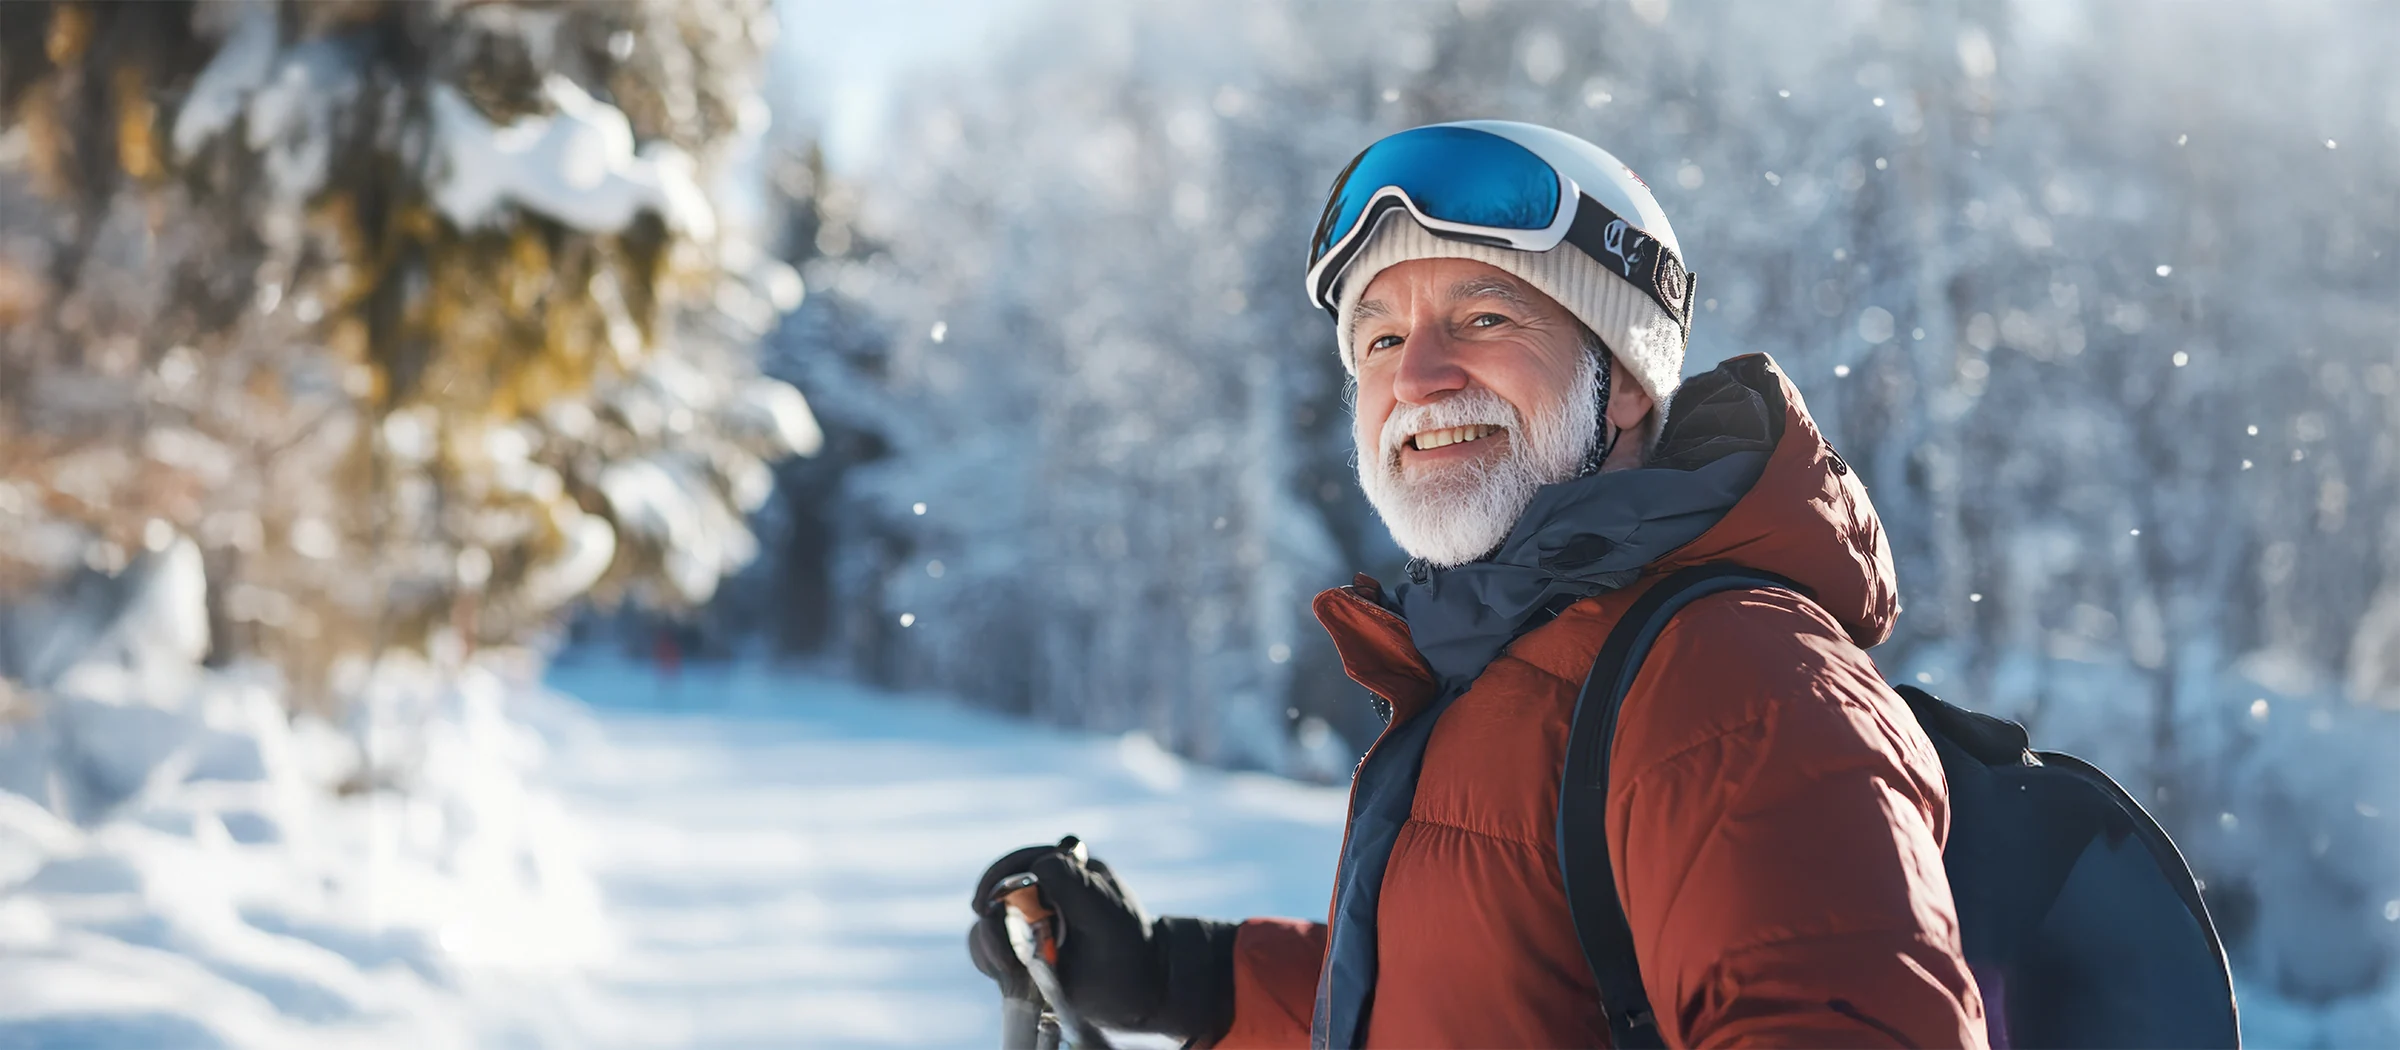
1377, 387, 1523, 467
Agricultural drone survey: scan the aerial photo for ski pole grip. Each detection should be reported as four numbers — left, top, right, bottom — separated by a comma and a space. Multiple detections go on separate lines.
993, 871, 1054, 925
1002, 884, 1052, 926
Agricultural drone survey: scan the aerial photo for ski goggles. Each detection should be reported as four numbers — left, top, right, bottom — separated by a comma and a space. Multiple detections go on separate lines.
1304, 125, 1694, 329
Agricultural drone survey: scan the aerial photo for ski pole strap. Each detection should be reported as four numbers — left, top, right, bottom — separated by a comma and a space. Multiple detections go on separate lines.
1556, 564, 1808, 1050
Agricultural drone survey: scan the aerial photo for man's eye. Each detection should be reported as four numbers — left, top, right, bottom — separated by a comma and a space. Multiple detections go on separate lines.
1368, 334, 1403, 353
1468, 313, 1507, 328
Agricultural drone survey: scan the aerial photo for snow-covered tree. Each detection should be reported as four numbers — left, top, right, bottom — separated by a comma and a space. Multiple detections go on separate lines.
763, 4, 1428, 774
0, 1, 817, 705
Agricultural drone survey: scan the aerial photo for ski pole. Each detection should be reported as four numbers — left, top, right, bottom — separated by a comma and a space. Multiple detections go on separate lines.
995, 871, 1114, 1050
999, 990, 1058, 1050
987, 875, 1056, 1050
991, 871, 1062, 1050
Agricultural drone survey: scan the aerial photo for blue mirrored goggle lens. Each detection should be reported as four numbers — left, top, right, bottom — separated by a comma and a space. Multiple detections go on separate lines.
1312, 126, 1563, 262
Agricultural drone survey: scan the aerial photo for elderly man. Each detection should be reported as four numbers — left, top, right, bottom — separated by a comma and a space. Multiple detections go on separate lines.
970, 122, 1986, 1049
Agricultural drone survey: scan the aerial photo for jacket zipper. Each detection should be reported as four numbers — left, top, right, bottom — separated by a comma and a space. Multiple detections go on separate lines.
1317, 585, 1426, 953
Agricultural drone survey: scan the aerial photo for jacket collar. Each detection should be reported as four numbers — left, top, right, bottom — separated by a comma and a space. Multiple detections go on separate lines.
1386, 438, 1770, 695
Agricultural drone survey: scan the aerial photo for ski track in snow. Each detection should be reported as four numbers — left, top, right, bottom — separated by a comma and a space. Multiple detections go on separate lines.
541, 658, 1348, 1049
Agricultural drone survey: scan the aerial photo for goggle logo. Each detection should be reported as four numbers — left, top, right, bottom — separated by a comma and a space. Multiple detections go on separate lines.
1656, 253, 1688, 315
1601, 219, 1646, 278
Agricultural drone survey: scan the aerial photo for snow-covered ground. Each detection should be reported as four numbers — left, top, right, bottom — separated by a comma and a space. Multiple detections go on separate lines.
0, 649, 1346, 1049
10, 614, 2394, 1048
538, 656, 1347, 1049
0, 651, 610, 1050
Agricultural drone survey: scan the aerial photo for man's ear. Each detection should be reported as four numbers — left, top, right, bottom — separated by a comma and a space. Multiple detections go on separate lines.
1604, 358, 1654, 433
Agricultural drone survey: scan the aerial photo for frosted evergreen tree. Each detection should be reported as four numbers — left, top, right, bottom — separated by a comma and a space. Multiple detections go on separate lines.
0, 0, 817, 705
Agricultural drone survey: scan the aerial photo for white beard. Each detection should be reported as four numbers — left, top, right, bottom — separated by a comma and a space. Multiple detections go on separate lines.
1357, 350, 1602, 567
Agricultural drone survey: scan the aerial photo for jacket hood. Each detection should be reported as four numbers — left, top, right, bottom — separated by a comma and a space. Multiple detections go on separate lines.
1652, 354, 1897, 646
1373, 353, 1896, 693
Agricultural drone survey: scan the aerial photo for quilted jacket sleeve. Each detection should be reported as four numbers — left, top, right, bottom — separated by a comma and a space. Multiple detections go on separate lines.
1210, 918, 1327, 1049
1609, 590, 1987, 1049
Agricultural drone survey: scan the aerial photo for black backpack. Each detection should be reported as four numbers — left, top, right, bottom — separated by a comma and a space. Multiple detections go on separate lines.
1557, 564, 2240, 1049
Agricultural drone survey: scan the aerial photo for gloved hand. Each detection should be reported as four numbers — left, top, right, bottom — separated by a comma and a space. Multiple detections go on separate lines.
968, 836, 1239, 1043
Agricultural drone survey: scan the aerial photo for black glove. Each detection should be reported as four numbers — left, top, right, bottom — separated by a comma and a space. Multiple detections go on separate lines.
968, 836, 1239, 1043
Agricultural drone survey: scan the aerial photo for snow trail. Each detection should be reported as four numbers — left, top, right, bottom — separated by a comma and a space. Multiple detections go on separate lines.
540, 658, 1348, 1049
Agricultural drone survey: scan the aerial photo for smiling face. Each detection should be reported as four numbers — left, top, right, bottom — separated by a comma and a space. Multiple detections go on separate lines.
1349, 257, 1654, 566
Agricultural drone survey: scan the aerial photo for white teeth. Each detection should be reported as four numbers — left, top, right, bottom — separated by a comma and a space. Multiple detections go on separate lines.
1411, 424, 1499, 451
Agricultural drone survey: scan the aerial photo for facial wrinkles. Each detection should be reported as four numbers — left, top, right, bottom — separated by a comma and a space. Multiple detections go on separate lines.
1345, 299, 1393, 366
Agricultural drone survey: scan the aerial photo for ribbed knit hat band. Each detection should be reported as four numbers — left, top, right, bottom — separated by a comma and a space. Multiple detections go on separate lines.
1334, 212, 1689, 423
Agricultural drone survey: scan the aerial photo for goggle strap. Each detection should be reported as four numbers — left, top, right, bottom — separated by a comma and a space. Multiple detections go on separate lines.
1562, 193, 1693, 330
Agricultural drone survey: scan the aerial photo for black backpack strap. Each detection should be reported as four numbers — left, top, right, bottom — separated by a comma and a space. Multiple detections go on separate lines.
1557, 564, 1806, 1050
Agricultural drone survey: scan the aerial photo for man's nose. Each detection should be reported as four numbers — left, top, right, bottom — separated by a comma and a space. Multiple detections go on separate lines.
1392, 326, 1470, 406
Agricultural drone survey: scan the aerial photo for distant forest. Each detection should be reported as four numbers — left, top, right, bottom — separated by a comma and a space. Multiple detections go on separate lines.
722, 0, 2400, 1014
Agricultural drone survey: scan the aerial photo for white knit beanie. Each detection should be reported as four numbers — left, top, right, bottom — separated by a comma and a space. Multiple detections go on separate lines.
1334, 210, 1690, 424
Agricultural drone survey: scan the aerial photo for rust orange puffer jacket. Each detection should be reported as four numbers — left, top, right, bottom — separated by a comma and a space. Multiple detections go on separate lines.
1218, 356, 1986, 1049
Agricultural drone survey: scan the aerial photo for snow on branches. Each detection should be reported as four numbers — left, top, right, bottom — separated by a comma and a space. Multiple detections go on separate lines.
0, 0, 814, 705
